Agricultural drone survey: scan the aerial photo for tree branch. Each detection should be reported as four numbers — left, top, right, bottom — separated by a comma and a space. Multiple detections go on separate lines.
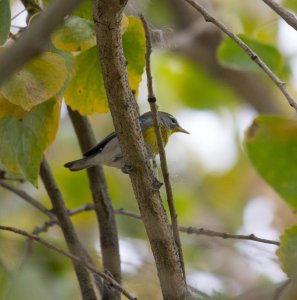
92, 1, 188, 298
261, 0, 297, 31
272, 280, 290, 300
40, 159, 98, 300
140, 14, 186, 279
34, 205, 280, 248
0, 0, 82, 87
0, 225, 136, 300
184, 0, 297, 112
67, 107, 121, 300
0, 181, 54, 218
179, 226, 280, 246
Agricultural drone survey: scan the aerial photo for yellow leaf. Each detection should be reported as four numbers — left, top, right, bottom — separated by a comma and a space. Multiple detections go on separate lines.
0, 49, 68, 111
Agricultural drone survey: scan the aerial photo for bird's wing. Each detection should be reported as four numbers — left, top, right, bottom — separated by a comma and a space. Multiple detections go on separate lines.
83, 132, 117, 157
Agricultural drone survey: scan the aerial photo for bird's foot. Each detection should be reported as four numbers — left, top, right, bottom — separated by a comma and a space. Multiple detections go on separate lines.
121, 165, 133, 174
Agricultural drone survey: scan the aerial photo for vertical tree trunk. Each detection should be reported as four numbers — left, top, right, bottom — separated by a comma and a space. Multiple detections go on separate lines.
68, 108, 121, 300
92, 1, 189, 298
40, 159, 98, 300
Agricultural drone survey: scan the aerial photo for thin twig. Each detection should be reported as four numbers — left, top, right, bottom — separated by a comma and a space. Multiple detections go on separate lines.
140, 14, 186, 279
11, 8, 27, 21
33, 204, 281, 246
33, 204, 94, 234
0, 225, 136, 300
272, 280, 290, 300
261, 0, 297, 31
188, 285, 212, 299
179, 226, 280, 246
0, 181, 54, 218
184, 0, 297, 112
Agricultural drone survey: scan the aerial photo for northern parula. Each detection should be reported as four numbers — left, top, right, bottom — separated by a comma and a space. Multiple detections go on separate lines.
64, 111, 189, 172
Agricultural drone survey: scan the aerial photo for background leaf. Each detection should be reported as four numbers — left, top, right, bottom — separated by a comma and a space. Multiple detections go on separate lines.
64, 46, 108, 115
245, 115, 297, 210
122, 16, 146, 94
283, 0, 297, 13
72, 0, 92, 20
217, 34, 283, 74
0, 0, 10, 45
0, 50, 67, 110
277, 226, 297, 277
152, 52, 237, 109
0, 99, 60, 185
52, 16, 96, 52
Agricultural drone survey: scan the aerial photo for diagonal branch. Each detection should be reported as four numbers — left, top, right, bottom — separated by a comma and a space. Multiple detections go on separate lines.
33, 204, 280, 247
0, 0, 82, 86
184, 0, 297, 112
179, 226, 280, 246
0, 181, 54, 218
140, 14, 186, 279
67, 107, 121, 300
261, 0, 297, 31
0, 225, 136, 300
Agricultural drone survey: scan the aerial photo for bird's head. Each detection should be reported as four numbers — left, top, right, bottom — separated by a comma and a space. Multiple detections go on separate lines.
159, 112, 190, 135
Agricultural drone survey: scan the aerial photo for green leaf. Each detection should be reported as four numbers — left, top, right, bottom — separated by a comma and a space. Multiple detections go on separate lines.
217, 34, 283, 74
152, 52, 237, 109
0, 50, 67, 110
72, 0, 92, 20
52, 16, 96, 52
245, 115, 297, 210
48, 43, 75, 97
65, 16, 145, 115
64, 46, 108, 115
277, 226, 297, 277
0, 0, 10, 45
123, 16, 146, 94
0, 99, 60, 185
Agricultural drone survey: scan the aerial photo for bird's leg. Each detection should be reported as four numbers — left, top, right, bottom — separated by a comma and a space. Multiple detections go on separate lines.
121, 164, 133, 174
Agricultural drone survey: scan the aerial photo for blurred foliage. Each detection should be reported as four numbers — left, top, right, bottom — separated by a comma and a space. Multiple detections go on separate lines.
0, 0, 10, 45
277, 226, 297, 278
0, 99, 60, 185
217, 34, 284, 74
246, 115, 297, 211
1, 0, 297, 299
152, 51, 238, 110
283, 0, 297, 13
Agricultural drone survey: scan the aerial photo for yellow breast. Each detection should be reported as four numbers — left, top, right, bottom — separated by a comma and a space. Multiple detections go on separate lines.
143, 125, 169, 155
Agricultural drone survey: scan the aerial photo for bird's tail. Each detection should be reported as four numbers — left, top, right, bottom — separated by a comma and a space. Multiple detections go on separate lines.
64, 157, 93, 171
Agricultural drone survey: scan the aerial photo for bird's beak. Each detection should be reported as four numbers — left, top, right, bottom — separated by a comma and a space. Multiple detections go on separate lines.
176, 126, 190, 134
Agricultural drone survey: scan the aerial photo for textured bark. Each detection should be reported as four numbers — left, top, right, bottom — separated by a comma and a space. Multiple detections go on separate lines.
68, 107, 121, 300
92, 0, 188, 299
40, 159, 98, 300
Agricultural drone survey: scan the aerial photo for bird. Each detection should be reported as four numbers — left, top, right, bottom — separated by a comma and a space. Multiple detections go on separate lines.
64, 111, 189, 172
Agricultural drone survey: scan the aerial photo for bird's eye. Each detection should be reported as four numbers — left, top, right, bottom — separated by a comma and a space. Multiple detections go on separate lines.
170, 117, 177, 124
